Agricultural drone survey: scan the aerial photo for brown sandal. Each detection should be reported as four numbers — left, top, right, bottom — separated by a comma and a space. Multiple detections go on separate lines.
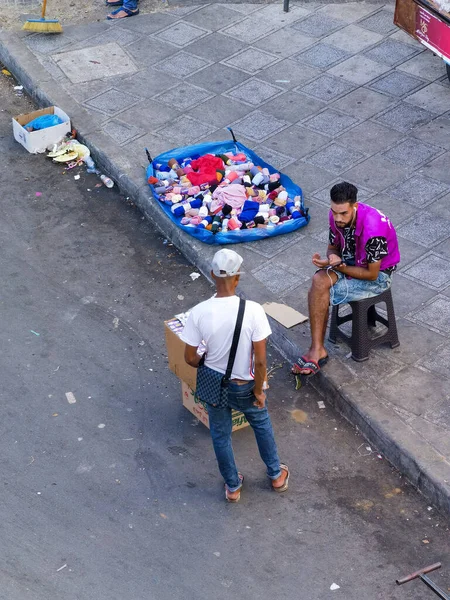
225, 473, 244, 503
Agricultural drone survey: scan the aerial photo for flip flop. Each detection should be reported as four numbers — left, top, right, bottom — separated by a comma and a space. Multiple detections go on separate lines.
107, 7, 139, 18
292, 355, 328, 376
272, 464, 289, 493
225, 473, 244, 503
105, 0, 123, 5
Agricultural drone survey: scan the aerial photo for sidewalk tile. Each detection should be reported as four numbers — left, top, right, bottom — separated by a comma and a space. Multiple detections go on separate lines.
304, 143, 365, 174
183, 4, 242, 31
328, 55, 391, 85
74, 26, 142, 48
224, 78, 285, 107
406, 295, 450, 335
401, 252, 450, 291
316, 2, 380, 23
389, 28, 422, 46
264, 125, 328, 159
313, 183, 374, 205
111, 12, 178, 34
154, 114, 216, 145
292, 43, 351, 69
291, 13, 346, 37
153, 21, 210, 47
405, 83, 450, 115
24, 32, 76, 55
153, 50, 212, 78
282, 160, 335, 193
303, 108, 358, 136
412, 117, 450, 150
421, 152, 450, 185
220, 17, 279, 43
126, 37, 175, 66
63, 22, 114, 41
397, 212, 450, 248
224, 3, 264, 14
331, 87, 394, 120
260, 60, 320, 89
364, 38, 420, 66
102, 119, 141, 146
336, 121, 401, 154
229, 110, 289, 142
187, 95, 249, 127
84, 88, 140, 116
367, 194, 418, 227
114, 68, 179, 99
222, 47, 280, 75
252, 262, 303, 295
369, 70, 428, 98
254, 28, 316, 57
264, 91, 325, 123
253, 3, 311, 24
61, 80, 112, 103
376, 365, 450, 415
184, 33, 246, 61
397, 51, 447, 81
152, 82, 214, 111
422, 343, 450, 379
428, 192, 450, 221
387, 175, 449, 206
299, 74, 355, 102
324, 24, 383, 53
358, 9, 397, 34
383, 138, 443, 168
343, 155, 409, 191
243, 232, 301, 259
392, 273, 436, 316
253, 146, 296, 170
375, 102, 434, 132
52, 42, 137, 84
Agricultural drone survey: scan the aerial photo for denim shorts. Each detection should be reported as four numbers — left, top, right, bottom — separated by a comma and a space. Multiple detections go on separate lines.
330, 270, 392, 306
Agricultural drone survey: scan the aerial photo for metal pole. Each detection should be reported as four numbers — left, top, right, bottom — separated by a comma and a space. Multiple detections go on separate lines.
283, 0, 289, 13
421, 574, 450, 600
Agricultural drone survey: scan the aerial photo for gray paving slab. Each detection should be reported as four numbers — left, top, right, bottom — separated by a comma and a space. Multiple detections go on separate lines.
386, 175, 449, 207
336, 120, 402, 154
4, 0, 450, 515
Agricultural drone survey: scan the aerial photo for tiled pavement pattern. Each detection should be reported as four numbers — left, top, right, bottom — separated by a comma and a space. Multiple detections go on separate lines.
8, 1, 450, 503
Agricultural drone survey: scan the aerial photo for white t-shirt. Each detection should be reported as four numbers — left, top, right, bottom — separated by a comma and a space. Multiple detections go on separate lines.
180, 295, 272, 381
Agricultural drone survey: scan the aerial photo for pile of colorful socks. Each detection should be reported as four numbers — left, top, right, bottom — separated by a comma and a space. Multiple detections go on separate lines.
148, 151, 306, 233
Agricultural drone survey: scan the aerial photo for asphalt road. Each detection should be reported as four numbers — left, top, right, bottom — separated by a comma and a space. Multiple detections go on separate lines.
1, 69, 449, 600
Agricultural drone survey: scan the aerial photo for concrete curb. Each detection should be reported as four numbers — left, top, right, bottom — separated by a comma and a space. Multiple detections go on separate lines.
1, 32, 449, 515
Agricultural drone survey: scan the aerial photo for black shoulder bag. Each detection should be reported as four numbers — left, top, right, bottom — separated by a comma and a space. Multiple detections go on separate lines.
195, 298, 246, 409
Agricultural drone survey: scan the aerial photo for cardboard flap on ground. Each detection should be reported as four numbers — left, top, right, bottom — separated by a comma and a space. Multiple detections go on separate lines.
164, 320, 198, 390
13, 106, 71, 154
262, 302, 308, 328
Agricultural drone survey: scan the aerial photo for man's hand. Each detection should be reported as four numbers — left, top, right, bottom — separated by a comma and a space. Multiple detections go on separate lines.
312, 252, 330, 268
328, 253, 342, 267
253, 390, 266, 409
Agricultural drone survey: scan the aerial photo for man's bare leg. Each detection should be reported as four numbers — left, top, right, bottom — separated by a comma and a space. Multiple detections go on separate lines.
294, 270, 337, 373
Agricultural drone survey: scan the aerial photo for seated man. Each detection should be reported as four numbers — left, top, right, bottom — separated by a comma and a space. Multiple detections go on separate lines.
293, 181, 400, 376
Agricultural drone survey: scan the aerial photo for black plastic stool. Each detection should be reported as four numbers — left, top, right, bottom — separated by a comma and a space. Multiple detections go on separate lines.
328, 287, 400, 362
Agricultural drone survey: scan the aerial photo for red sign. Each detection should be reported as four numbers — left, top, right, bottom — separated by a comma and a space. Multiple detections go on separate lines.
416, 6, 450, 61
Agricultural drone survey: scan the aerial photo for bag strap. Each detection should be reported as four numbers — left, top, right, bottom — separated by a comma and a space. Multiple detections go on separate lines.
224, 298, 246, 382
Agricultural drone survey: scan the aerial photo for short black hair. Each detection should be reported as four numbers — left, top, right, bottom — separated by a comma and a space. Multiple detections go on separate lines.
330, 182, 358, 204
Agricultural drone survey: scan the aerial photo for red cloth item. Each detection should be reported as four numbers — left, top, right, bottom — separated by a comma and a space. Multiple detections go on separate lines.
187, 154, 224, 186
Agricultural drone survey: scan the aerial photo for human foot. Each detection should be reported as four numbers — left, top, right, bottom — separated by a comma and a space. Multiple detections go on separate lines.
272, 464, 289, 493
292, 354, 328, 376
225, 473, 244, 503
107, 7, 139, 18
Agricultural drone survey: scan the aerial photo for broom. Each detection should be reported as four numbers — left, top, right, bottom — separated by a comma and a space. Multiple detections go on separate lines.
22, 0, 63, 33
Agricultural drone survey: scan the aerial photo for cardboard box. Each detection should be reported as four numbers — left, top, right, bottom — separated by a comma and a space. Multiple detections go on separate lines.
13, 106, 71, 154
164, 318, 199, 390
181, 381, 248, 432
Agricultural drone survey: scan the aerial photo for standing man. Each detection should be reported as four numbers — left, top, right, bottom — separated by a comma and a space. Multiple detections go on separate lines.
293, 181, 400, 376
181, 249, 289, 503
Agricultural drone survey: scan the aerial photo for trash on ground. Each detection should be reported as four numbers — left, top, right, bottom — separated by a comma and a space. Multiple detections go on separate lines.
30, 330, 40, 336
100, 174, 114, 188
25, 114, 64, 132
13, 106, 71, 154
317, 400, 325, 409
14, 85, 23, 91
190, 272, 201, 280
330, 583, 340, 590
357, 443, 373, 456
262, 302, 308, 328
177, 294, 184, 300
65, 392, 76, 404
74, 174, 80, 180
56, 564, 67, 572
2, 69, 11, 76
97, 423, 106, 429
35, 192, 42, 197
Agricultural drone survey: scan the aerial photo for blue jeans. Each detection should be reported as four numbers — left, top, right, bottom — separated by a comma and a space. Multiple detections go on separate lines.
123, 0, 138, 9
207, 381, 281, 492
330, 271, 392, 306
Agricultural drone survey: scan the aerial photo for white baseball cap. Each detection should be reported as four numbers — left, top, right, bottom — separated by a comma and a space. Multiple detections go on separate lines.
211, 249, 244, 278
